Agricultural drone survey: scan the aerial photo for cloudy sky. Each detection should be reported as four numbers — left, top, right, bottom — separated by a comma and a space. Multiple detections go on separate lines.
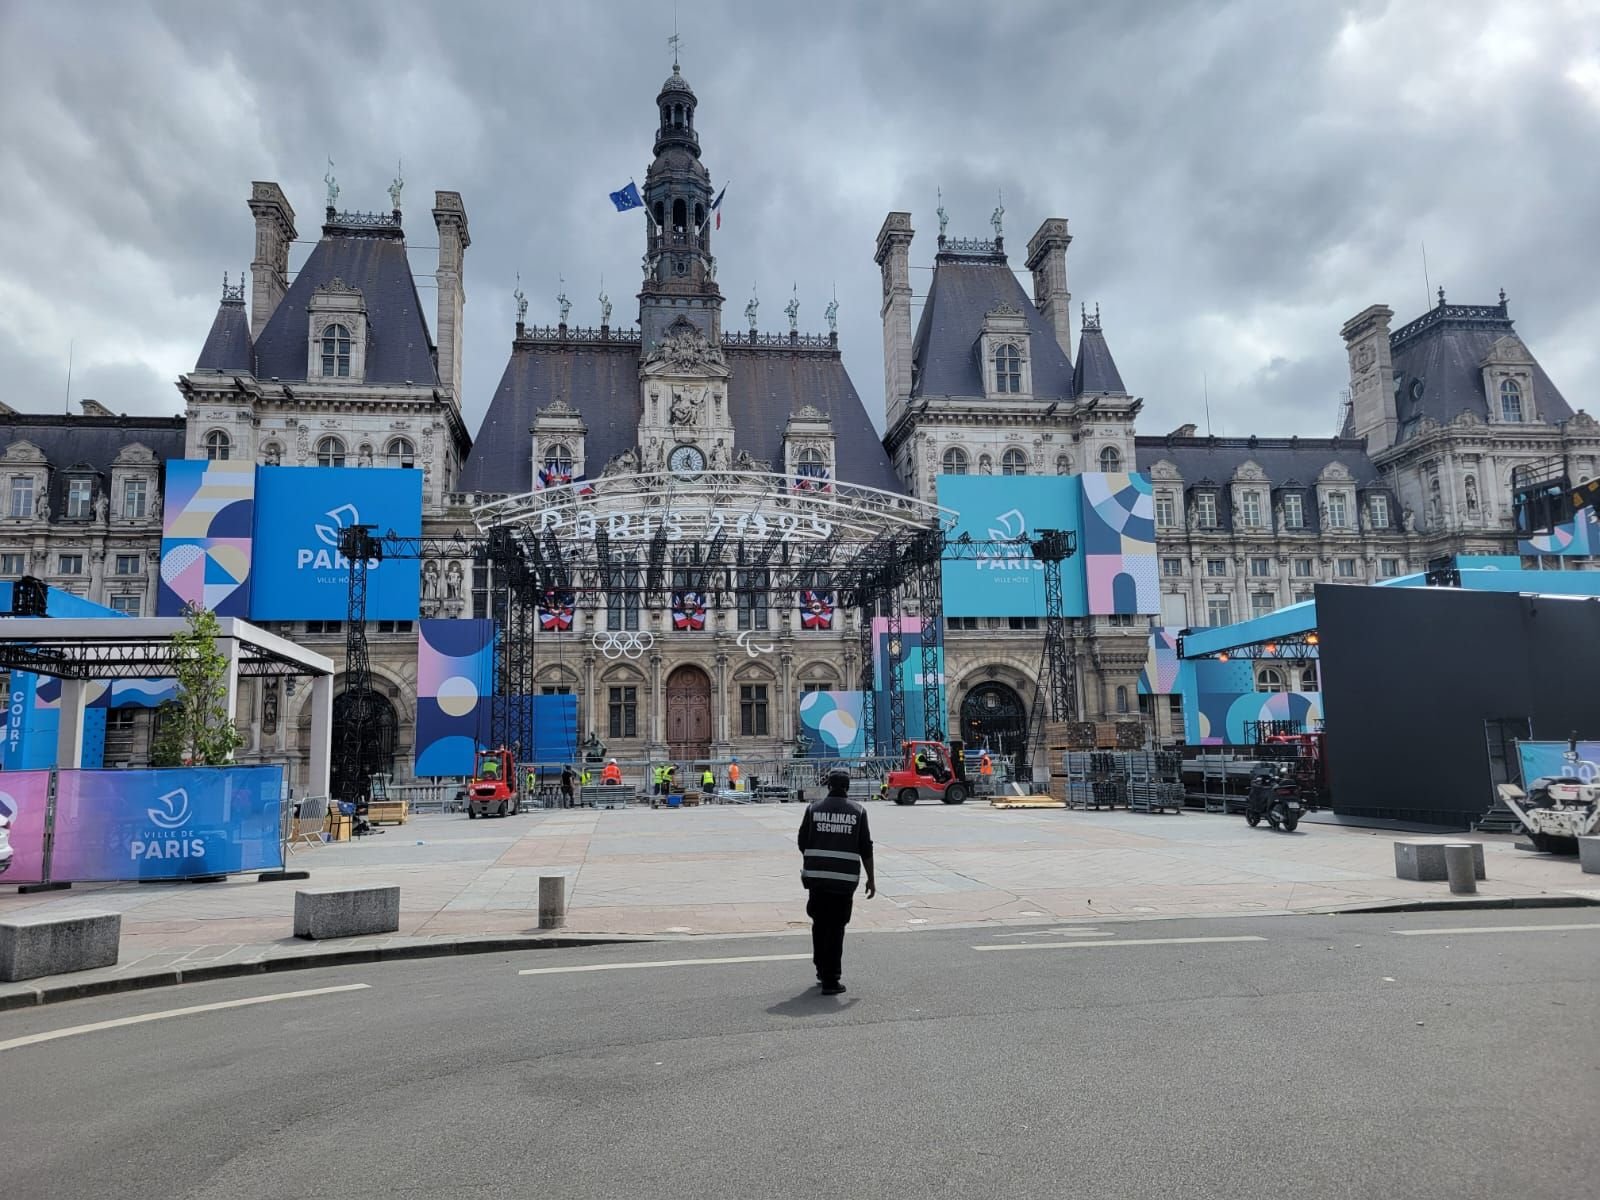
2, 0, 1597, 441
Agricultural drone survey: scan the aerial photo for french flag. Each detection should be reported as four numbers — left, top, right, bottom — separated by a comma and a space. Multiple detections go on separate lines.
709, 185, 726, 230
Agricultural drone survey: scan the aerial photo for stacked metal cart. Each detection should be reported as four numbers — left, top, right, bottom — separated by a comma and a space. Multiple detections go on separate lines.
1061, 751, 1184, 813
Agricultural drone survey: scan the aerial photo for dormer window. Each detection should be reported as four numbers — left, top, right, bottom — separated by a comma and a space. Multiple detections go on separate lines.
321, 324, 352, 377
1240, 490, 1263, 528
942, 447, 969, 475
205, 430, 231, 461
544, 443, 573, 476
9, 475, 34, 519
993, 344, 1021, 393
1327, 491, 1349, 529
1499, 379, 1523, 422
1099, 446, 1122, 472
1282, 492, 1305, 529
1368, 493, 1390, 528
1155, 492, 1176, 527
66, 478, 93, 520
1195, 490, 1219, 528
317, 436, 347, 468
386, 438, 416, 469
1001, 448, 1028, 476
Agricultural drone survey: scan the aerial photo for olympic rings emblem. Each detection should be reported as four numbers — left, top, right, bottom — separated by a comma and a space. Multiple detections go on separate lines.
590, 630, 656, 661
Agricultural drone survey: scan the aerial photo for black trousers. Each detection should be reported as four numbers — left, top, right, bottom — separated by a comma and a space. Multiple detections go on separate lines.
806, 888, 855, 984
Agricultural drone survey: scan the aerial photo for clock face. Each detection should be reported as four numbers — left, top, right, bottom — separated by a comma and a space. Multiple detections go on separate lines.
669, 445, 706, 478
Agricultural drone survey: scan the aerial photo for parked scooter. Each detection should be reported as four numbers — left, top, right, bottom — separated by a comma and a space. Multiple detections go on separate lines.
1245, 764, 1304, 832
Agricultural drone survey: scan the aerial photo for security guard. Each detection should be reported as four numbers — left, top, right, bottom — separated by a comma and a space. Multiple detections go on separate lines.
797, 768, 876, 995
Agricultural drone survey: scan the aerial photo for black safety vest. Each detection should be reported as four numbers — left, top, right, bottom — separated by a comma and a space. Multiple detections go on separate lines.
797, 795, 873, 894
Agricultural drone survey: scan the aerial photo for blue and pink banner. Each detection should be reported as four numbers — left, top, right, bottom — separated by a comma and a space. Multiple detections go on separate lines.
415, 619, 495, 776
0, 765, 282, 885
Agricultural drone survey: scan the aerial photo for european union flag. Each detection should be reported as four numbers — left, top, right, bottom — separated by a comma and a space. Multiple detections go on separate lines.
610, 181, 644, 212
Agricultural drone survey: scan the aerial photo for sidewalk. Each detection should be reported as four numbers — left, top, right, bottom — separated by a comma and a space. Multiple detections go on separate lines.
2, 803, 1595, 992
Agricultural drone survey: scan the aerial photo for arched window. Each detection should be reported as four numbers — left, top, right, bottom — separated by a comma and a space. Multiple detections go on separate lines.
993, 343, 1021, 393
204, 430, 230, 461
798, 447, 825, 466
1115, 685, 1130, 714
386, 438, 416, 469
1257, 666, 1287, 693
1001, 448, 1028, 476
1055, 454, 1072, 476
1499, 379, 1523, 422
942, 447, 969, 475
1099, 446, 1122, 472
978, 454, 994, 476
316, 436, 347, 468
320, 323, 351, 378
1299, 661, 1320, 692
544, 443, 573, 474
672, 199, 686, 232
694, 205, 705, 231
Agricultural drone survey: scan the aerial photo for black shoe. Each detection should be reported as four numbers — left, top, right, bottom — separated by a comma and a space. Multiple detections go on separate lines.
820, 983, 846, 996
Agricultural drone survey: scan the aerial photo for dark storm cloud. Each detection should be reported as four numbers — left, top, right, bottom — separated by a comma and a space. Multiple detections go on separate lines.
1, 0, 1595, 439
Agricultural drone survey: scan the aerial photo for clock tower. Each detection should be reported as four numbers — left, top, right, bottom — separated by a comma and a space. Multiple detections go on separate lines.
637, 315, 734, 478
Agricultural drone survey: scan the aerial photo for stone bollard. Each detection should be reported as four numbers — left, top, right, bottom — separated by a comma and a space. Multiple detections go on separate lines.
1444, 843, 1478, 895
539, 875, 567, 930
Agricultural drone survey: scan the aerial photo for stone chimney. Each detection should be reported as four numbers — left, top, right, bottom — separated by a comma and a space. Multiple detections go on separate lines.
875, 212, 915, 429
1340, 304, 1397, 453
432, 191, 471, 403
1025, 218, 1073, 361
248, 182, 297, 341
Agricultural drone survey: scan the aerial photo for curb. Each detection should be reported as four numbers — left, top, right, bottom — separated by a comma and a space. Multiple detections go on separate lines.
0, 933, 654, 1011
1335, 894, 1600, 915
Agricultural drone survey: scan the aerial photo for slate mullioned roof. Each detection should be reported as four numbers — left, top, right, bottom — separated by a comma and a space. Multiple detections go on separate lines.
459, 339, 903, 495
910, 253, 1080, 400
1339, 298, 1572, 440
0, 412, 187, 516
1073, 323, 1126, 396
195, 294, 254, 373
251, 221, 438, 387
1133, 435, 1399, 534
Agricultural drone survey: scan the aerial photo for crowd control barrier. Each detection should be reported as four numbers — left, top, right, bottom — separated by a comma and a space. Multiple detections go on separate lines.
0, 764, 285, 886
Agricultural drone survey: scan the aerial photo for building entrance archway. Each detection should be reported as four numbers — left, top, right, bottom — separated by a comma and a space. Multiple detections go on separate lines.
960, 681, 1028, 768
666, 664, 713, 761
331, 689, 397, 800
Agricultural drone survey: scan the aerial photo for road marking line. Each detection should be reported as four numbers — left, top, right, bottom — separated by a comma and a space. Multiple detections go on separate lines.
1392, 922, 1600, 937
975, 935, 1267, 952
989, 929, 1114, 939
519, 953, 810, 976
0, 983, 371, 1053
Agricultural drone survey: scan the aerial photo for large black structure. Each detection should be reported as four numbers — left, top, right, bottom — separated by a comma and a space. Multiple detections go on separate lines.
1317, 582, 1600, 827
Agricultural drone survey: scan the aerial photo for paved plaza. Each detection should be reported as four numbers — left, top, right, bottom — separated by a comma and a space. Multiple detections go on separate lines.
2, 802, 1596, 987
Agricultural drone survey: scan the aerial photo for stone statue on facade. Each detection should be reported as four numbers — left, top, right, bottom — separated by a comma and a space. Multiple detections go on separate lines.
669, 389, 702, 427
357, 444, 373, 468
445, 560, 463, 601
648, 439, 666, 471
261, 679, 279, 736
937, 188, 948, 238
711, 439, 730, 470
642, 317, 726, 372
263, 443, 281, 466
422, 559, 440, 600
34, 491, 48, 521
514, 278, 528, 325
324, 159, 339, 210
557, 277, 571, 325
94, 491, 108, 522
824, 294, 838, 333
991, 194, 1004, 239
388, 162, 403, 211
707, 256, 718, 281
149, 491, 161, 521
745, 289, 759, 332
785, 286, 799, 333
1465, 475, 1479, 514
599, 287, 612, 326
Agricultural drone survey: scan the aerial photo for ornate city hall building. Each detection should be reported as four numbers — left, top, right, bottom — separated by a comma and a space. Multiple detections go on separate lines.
3, 59, 1595, 784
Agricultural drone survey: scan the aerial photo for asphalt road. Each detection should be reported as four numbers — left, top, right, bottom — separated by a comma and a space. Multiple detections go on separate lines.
2, 909, 1597, 1200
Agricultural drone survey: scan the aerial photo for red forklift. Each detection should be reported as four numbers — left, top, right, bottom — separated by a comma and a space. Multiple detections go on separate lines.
883, 740, 970, 805
466, 747, 520, 818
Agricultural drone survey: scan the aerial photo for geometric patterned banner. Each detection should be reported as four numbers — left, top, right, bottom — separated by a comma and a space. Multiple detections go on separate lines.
156, 459, 256, 615
1079, 472, 1159, 615
414, 619, 495, 777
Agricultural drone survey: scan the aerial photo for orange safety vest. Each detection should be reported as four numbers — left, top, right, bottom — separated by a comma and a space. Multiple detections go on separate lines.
602, 763, 622, 784
979, 755, 994, 775
728, 764, 741, 783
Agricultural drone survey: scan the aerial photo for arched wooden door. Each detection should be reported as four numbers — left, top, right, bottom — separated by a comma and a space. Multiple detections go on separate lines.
666, 665, 713, 761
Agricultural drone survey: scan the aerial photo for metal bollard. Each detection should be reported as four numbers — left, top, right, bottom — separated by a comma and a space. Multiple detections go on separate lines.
1444, 844, 1477, 895
538, 875, 567, 929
